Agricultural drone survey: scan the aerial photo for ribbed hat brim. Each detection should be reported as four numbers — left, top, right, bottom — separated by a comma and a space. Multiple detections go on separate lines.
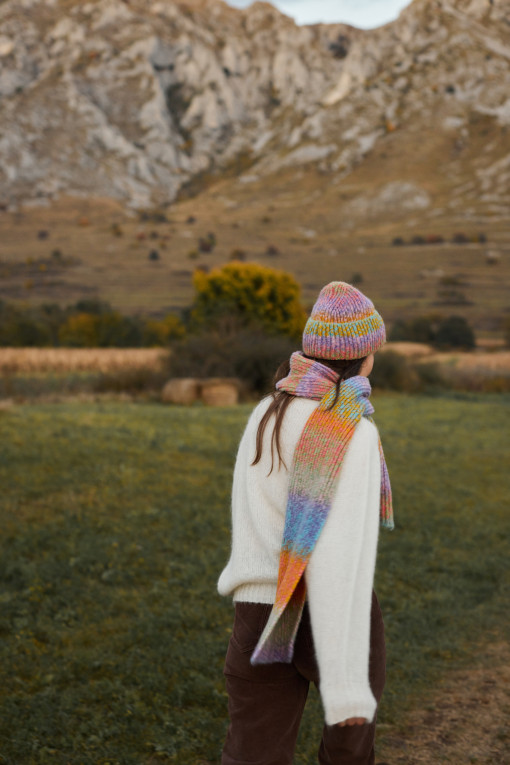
302, 310, 386, 360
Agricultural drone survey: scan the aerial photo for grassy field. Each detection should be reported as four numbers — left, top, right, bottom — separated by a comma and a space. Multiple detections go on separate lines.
0, 394, 509, 764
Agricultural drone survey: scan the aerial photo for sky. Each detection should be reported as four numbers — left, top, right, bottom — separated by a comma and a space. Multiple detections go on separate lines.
224, 0, 414, 28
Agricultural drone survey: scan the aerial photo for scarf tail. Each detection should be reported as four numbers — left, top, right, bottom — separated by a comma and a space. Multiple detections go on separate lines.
251, 576, 306, 665
251, 355, 394, 664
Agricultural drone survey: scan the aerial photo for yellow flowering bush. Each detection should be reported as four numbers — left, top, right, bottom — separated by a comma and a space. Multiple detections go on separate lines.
192, 262, 307, 338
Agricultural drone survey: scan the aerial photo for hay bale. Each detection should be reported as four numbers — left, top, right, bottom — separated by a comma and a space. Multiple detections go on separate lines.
201, 378, 240, 406
161, 378, 201, 405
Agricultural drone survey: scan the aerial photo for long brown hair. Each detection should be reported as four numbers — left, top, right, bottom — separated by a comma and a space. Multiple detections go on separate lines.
252, 354, 367, 474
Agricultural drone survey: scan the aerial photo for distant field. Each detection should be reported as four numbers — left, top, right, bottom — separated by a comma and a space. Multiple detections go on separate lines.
1, 343, 508, 378
0, 178, 509, 337
0, 395, 509, 764
0, 347, 168, 374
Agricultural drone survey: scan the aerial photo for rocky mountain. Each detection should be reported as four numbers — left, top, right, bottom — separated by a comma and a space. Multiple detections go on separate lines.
0, 0, 509, 216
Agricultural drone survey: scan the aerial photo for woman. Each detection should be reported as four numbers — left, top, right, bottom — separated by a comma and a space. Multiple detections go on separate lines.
217, 281, 395, 765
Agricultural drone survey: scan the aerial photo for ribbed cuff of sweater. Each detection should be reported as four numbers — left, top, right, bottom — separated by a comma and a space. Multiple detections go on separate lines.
232, 582, 277, 603
321, 682, 378, 726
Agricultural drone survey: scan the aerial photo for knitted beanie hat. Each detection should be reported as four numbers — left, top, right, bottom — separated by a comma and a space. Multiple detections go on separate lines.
302, 281, 386, 360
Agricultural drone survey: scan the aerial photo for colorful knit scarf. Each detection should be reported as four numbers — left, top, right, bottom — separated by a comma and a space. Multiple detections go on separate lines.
250, 351, 394, 665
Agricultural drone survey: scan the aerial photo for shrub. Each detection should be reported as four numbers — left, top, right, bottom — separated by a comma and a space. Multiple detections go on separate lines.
198, 238, 212, 253
370, 350, 446, 393
389, 314, 476, 348
370, 351, 420, 392
198, 232, 216, 253
142, 315, 186, 346
0, 299, 181, 349
191, 262, 307, 339
58, 312, 143, 348
138, 210, 168, 223
58, 313, 100, 347
433, 315, 475, 350
414, 362, 447, 391
0, 302, 56, 347
389, 316, 436, 344
504, 316, 510, 348
436, 288, 470, 305
0, 314, 52, 347
439, 275, 461, 287
72, 299, 112, 315
167, 328, 298, 395
38, 302, 68, 345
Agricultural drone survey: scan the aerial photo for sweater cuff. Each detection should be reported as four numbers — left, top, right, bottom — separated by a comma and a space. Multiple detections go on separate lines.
320, 682, 378, 727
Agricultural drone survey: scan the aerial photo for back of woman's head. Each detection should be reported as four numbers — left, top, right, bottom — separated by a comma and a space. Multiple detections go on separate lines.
252, 281, 386, 473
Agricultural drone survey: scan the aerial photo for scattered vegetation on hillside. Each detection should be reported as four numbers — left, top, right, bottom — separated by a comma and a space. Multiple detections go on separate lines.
1, 262, 509, 398
391, 232, 487, 246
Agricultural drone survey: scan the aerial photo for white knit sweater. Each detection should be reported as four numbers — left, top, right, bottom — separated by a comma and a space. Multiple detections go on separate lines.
217, 394, 382, 726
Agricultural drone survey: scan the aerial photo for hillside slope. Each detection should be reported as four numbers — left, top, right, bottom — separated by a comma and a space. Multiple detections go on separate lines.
0, 0, 509, 333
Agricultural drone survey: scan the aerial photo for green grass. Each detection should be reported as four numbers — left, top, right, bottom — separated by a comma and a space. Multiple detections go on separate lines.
0, 371, 103, 399
0, 394, 509, 764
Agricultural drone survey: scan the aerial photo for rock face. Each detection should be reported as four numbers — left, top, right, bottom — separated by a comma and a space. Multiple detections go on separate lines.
0, 0, 509, 211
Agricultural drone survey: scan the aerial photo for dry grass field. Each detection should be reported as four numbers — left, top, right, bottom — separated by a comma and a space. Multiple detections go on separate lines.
0, 344, 509, 382
0, 342, 510, 373
384, 342, 510, 370
0, 347, 168, 374
424, 350, 510, 372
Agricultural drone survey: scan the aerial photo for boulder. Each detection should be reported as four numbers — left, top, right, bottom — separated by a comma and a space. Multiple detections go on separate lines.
161, 378, 201, 405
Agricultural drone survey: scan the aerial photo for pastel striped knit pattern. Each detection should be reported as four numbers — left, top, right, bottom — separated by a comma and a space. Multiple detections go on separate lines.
250, 352, 394, 666
302, 281, 386, 360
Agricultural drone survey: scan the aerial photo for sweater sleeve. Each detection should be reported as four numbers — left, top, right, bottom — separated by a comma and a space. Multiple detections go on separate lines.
304, 417, 382, 727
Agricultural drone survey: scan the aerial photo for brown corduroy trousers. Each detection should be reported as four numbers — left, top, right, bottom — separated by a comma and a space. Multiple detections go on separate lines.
221, 589, 386, 765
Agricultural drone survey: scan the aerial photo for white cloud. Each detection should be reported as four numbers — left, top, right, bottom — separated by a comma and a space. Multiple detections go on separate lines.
224, 0, 413, 28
